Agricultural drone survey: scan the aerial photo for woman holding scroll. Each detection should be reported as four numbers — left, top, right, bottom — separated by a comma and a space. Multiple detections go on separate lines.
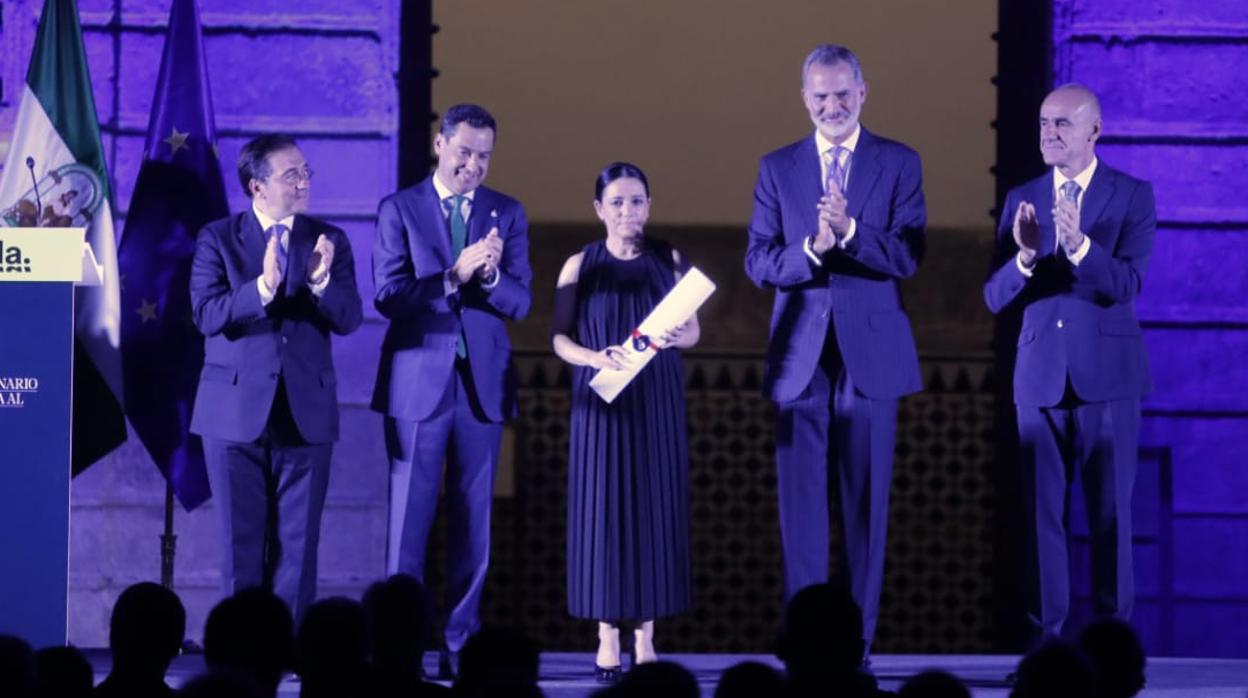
551, 162, 698, 681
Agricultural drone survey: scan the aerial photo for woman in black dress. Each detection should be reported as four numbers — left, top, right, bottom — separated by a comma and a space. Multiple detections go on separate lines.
551, 163, 698, 681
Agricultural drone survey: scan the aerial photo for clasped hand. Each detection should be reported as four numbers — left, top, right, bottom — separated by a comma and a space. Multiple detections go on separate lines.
813, 182, 851, 254
451, 227, 504, 284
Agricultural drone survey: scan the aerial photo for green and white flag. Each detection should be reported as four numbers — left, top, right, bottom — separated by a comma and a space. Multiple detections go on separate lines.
0, 0, 126, 469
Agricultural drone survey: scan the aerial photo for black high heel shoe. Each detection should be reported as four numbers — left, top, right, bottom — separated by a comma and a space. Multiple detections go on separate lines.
594, 664, 622, 683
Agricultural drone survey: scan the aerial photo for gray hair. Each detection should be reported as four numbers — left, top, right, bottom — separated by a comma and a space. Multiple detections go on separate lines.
801, 44, 864, 85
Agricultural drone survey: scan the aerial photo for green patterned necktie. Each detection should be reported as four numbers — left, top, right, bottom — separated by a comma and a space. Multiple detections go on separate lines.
447, 194, 469, 359
449, 194, 468, 256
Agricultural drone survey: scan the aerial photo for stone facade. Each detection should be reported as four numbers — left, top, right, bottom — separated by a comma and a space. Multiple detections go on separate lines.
1053, 0, 1248, 657
0, 0, 400, 646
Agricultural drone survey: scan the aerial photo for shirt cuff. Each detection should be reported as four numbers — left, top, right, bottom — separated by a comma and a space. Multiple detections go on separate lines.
308, 272, 331, 298
1066, 235, 1092, 266
480, 268, 501, 289
803, 236, 824, 266
444, 269, 460, 296
257, 275, 276, 305
1015, 252, 1036, 278
836, 218, 857, 249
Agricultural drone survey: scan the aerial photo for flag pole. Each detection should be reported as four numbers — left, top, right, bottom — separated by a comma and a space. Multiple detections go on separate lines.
161, 479, 176, 588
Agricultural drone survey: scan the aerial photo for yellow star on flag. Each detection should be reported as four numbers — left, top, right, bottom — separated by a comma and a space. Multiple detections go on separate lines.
164, 127, 189, 155
137, 298, 159, 323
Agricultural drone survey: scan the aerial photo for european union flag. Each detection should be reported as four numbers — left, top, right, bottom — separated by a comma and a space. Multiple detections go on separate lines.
118, 0, 227, 510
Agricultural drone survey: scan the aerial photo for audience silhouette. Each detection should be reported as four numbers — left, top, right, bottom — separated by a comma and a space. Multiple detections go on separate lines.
296, 597, 370, 698
452, 626, 542, 697
202, 587, 294, 698
713, 660, 786, 698
898, 669, 970, 698
362, 574, 450, 696
779, 582, 888, 697
34, 645, 93, 698
95, 581, 186, 698
0, 574, 1166, 698
0, 635, 36, 698
1078, 618, 1146, 698
1009, 639, 1096, 698
177, 672, 262, 698
593, 661, 699, 698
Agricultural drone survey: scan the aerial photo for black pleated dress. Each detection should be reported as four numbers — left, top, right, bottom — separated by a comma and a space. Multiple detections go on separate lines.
566, 238, 692, 620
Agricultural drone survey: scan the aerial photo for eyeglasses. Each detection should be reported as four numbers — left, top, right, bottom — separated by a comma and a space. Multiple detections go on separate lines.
274, 167, 314, 185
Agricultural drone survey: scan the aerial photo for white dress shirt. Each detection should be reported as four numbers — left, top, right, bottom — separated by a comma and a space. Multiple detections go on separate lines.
254, 201, 329, 305
805, 125, 861, 266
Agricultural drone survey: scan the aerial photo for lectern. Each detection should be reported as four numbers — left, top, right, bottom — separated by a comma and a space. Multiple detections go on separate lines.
0, 227, 95, 648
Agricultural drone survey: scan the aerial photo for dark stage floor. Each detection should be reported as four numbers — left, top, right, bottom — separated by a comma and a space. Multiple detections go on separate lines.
81, 650, 1248, 697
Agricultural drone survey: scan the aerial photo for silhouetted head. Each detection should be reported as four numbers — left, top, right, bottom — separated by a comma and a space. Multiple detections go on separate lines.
177, 672, 263, 698
899, 669, 971, 698
1010, 640, 1095, 698
33, 645, 93, 698
454, 626, 541, 697
612, 661, 699, 698
297, 597, 369, 698
362, 574, 431, 670
203, 588, 294, 698
110, 582, 186, 673
0, 635, 35, 698
1077, 619, 1146, 698
714, 660, 785, 698
779, 582, 865, 677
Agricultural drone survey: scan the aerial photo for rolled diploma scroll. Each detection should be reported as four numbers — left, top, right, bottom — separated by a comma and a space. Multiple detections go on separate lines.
589, 266, 716, 404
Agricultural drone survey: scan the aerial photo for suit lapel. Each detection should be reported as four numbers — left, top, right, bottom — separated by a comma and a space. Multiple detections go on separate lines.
469, 188, 494, 245
285, 215, 312, 294
1079, 164, 1115, 240
417, 178, 452, 265
1034, 175, 1058, 257
788, 136, 823, 240
845, 129, 882, 220
238, 211, 266, 279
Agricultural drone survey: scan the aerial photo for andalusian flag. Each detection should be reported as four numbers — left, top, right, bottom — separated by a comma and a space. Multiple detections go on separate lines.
0, 0, 126, 470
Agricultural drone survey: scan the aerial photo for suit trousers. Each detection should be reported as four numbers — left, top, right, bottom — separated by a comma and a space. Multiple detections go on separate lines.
203, 380, 332, 625
774, 329, 898, 644
1017, 393, 1139, 641
385, 358, 502, 652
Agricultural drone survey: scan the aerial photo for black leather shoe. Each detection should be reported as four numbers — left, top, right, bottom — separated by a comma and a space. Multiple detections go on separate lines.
437, 650, 459, 681
594, 664, 622, 683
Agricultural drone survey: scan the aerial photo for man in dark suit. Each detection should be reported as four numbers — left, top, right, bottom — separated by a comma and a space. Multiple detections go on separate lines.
371, 103, 531, 677
745, 44, 926, 649
984, 84, 1154, 642
190, 134, 363, 624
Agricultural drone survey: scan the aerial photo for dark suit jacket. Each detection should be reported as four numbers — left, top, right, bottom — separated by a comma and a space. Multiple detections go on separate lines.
189, 210, 363, 443
983, 162, 1155, 407
745, 129, 926, 402
370, 177, 532, 423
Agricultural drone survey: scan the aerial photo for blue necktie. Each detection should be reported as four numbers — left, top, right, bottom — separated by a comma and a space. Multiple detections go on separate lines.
1060, 180, 1082, 205
267, 223, 289, 278
825, 145, 850, 193
1057, 181, 1082, 256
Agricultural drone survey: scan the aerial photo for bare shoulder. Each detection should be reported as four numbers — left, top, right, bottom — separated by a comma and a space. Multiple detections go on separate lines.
557, 251, 585, 286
